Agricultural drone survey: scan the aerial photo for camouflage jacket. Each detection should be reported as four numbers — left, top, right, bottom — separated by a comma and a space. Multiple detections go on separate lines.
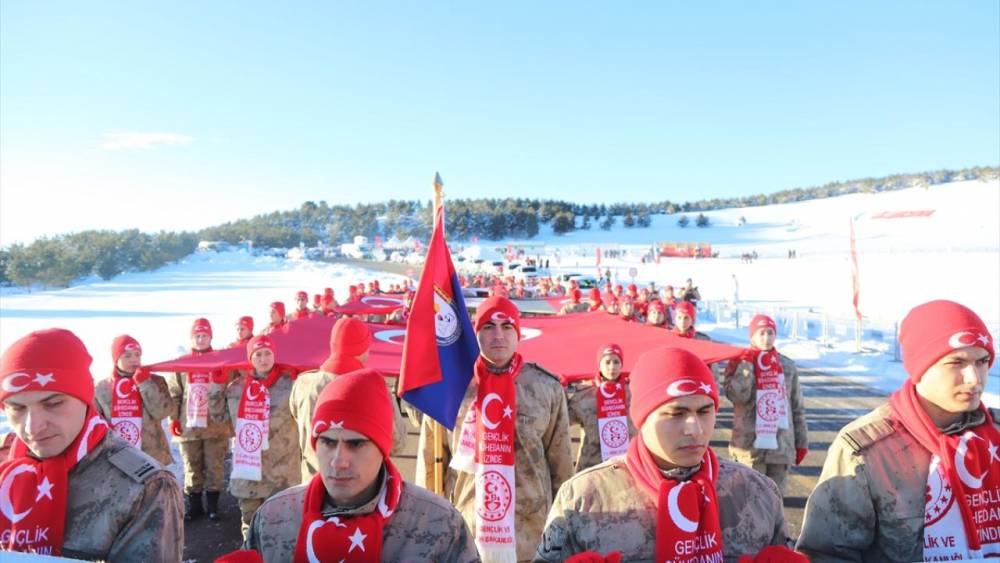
288, 369, 409, 483
222, 371, 302, 499
416, 362, 574, 561
164, 370, 234, 441
244, 475, 481, 562
797, 404, 999, 562
94, 373, 176, 466
565, 380, 636, 472
534, 456, 789, 562
61, 432, 184, 562
723, 354, 808, 465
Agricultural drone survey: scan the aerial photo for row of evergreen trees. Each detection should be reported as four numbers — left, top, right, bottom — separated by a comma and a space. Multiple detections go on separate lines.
3, 166, 996, 288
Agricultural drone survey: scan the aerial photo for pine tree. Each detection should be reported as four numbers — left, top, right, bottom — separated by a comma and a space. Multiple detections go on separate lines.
677, 215, 690, 228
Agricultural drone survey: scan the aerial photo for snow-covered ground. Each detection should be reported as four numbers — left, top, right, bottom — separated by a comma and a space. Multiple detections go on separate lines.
1, 178, 997, 439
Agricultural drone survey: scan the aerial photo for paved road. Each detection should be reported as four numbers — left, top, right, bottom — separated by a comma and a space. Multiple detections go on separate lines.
182, 365, 890, 560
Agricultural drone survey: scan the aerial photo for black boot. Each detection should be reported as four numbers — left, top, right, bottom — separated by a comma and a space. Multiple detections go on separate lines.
205, 491, 221, 521
184, 492, 204, 521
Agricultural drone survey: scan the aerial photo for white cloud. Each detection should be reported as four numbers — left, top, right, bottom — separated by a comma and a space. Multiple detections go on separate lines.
100, 132, 194, 150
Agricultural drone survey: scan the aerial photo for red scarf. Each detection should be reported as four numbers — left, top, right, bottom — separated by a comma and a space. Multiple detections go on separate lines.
594, 375, 630, 461
110, 370, 143, 448
232, 368, 284, 481
293, 460, 403, 562
674, 327, 695, 339
294, 309, 310, 320
750, 348, 789, 450
0, 407, 108, 556
889, 382, 1000, 558
625, 437, 724, 563
452, 354, 523, 561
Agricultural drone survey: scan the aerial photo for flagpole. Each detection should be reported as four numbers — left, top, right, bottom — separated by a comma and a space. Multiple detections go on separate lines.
432, 172, 446, 497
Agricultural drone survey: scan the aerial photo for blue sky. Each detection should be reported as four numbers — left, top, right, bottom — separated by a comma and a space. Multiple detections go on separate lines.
1, 1, 997, 244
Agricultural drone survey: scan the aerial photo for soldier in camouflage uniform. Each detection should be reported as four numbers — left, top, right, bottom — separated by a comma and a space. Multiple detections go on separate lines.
164, 318, 232, 521
219, 334, 301, 538
723, 315, 808, 494
417, 296, 574, 561
566, 343, 637, 472
798, 300, 998, 562
535, 346, 794, 563
289, 317, 408, 482
558, 289, 592, 316
94, 334, 176, 466
1, 328, 184, 562
237, 369, 479, 562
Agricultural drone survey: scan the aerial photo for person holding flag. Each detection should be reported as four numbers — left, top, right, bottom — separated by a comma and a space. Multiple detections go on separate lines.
400, 174, 573, 562
534, 347, 795, 562
672, 301, 711, 340
723, 315, 809, 495
558, 288, 591, 315
263, 302, 287, 334
798, 300, 999, 561
416, 296, 574, 562
566, 343, 636, 472
94, 334, 175, 466
290, 291, 311, 320
230, 316, 255, 349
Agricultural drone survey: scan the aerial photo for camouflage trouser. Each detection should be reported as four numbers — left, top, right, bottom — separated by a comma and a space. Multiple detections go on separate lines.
750, 461, 789, 495
178, 438, 228, 494
238, 497, 265, 540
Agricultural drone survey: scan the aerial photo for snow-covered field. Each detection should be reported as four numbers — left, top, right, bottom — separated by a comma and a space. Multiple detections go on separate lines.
1, 178, 997, 438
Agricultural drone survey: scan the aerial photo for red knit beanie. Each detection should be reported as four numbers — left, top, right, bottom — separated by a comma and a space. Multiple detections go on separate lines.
597, 343, 624, 364
324, 287, 334, 297
475, 296, 521, 338
246, 334, 276, 363
648, 300, 666, 314
628, 347, 718, 427
191, 317, 213, 337
1, 328, 95, 405
674, 301, 696, 323
270, 301, 286, 319
111, 334, 141, 366
589, 288, 601, 301
627, 283, 638, 297
328, 317, 371, 357
748, 314, 776, 338
899, 300, 995, 383
313, 294, 322, 306
310, 368, 393, 458
570, 288, 582, 303
238, 316, 254, 332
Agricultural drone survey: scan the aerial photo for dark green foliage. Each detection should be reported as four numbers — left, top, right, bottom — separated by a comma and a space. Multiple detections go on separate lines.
696, 213, 709, 227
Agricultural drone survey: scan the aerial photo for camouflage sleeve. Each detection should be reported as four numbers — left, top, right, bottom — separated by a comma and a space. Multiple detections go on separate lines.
243, 504, 264, 552
388, 388, 408, 456
164, 373, 183, 421
724, 361, 754, 406
224, 381, 240, 424
442, 507, 481, 563
786, 360, 808, 449
533, 483, 575, 562
542, 382, 574, 496
106, 473, 184, 563
565, 384, 585, 428
138, 375, 175, 421
796, 439, 874, 561
94, 382, 112, 421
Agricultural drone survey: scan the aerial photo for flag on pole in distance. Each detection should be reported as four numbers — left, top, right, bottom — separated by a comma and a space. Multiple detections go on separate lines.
397, 206, 480, 429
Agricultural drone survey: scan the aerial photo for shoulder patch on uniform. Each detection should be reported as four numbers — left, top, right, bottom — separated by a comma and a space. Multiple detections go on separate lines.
524, 362, 562, 382
841, 417, 896, 453
108, 445, 162, 484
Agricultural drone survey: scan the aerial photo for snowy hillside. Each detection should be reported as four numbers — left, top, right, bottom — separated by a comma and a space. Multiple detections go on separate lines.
0, 178, 997, 436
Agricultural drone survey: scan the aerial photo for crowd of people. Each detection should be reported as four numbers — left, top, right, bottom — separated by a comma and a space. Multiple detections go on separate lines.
0, 267, 996, 562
